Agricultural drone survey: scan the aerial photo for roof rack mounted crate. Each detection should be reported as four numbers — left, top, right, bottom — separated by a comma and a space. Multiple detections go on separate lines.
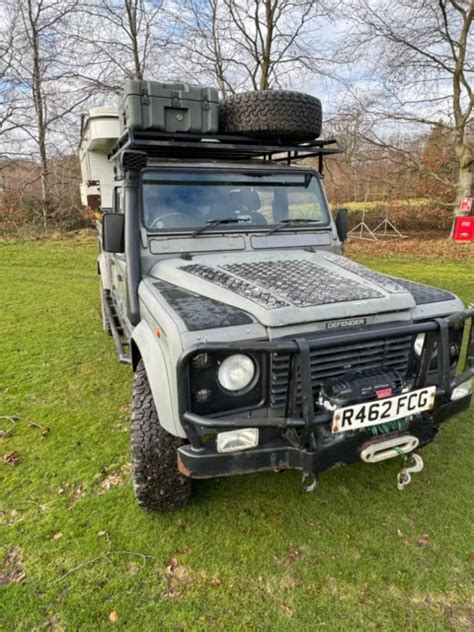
119, 81, 219, 135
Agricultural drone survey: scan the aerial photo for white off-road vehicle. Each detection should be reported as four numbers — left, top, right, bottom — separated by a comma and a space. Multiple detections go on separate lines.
80, 81, 473, 511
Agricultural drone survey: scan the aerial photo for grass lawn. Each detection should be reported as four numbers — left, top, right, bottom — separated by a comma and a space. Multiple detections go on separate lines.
1, 236, 473, 631
343, 198, 428, 212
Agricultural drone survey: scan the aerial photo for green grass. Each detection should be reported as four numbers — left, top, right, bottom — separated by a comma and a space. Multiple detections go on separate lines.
1, 237, 473, 631
343, 198, 428, 212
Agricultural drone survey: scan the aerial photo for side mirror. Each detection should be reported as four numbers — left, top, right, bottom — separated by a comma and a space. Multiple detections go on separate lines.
335, 208, 349, 243
102, 212, 124, 253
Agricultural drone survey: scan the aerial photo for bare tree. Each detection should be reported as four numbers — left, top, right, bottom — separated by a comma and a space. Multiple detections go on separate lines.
75, 0, 170, 93
0, 2, 21, 146
340, 0, 474, 215
177, 0, 336, 95
3, 0, 92, 228
176, 0, 232, 95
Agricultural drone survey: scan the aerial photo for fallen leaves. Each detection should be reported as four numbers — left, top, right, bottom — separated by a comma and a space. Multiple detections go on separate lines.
1, 508, 23, 527
164, 557, 195, 599
347, 237, 474, 263
397, 528, 431, 547
47, 614, 64, 632
0, 547, 26, 585
108, 611, 119, 624
1, 416, 50, 468
414, 533, 430, 547
52, 532, 63, 541
397, 528, 410, 545
74, 484, 86, 499
286, 546, 301, 565
98, 463, 131, 493
59, 464, 130, 507
3, 451, 20, 466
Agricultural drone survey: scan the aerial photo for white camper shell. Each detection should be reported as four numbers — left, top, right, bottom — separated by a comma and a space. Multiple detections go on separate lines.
79, 107, 120, 211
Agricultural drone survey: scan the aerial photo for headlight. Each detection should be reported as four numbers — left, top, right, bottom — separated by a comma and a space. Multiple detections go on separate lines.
451, 379, 473, 401
414, 333, 438, 358
217, 354, 256, 392
414, 333, 426, 357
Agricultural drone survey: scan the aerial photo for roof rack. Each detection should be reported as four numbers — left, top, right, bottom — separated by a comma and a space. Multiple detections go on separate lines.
109, 128, 344, 172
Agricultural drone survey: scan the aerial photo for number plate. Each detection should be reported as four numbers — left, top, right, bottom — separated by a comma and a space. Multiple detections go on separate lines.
331, 386, 436, 434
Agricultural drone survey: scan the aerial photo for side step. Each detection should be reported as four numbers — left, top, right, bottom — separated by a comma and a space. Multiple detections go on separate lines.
103, 292, 131, 365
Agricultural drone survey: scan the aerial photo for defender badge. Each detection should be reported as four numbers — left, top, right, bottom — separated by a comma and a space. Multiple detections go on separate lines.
326, 317, 367, 329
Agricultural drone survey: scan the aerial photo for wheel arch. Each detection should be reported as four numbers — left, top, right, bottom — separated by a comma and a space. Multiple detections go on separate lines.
130, 320, 185, 438
130, 338, 142, 371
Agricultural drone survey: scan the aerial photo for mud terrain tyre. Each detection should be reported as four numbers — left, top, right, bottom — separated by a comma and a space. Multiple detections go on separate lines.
219, 90, 322, 141
131, 360, 191, 511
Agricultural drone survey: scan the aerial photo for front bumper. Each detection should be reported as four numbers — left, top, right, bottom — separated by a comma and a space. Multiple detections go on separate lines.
177, 396, 471, 478
177, 308, 474, 479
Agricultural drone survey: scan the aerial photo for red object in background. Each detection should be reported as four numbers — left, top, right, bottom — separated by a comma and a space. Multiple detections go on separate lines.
453, 216, 474, 242
459, 197, 473, 214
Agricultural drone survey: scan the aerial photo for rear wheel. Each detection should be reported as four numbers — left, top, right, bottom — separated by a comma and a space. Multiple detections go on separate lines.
130, 360, 191, 512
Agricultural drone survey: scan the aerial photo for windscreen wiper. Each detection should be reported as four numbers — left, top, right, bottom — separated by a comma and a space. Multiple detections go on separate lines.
192, 218, 241, 237
267, 218, 323, 235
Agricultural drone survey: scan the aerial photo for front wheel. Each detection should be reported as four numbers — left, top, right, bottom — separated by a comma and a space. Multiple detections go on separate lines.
130, 360, 191, 511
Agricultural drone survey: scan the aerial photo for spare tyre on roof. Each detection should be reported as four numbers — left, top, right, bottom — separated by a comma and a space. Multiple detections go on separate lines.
219, 90, 322, 141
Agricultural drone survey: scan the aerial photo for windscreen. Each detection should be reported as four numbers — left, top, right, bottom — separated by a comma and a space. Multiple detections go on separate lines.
142, 170, 330, 231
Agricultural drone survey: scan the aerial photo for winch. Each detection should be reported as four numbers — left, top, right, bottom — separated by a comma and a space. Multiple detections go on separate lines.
320, 369, 406, 409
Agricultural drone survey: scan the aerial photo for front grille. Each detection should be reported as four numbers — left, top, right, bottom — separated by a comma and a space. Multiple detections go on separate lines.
270, 333, 413, 408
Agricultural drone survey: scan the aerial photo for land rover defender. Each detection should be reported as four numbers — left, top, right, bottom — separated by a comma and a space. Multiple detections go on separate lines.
80, 82, 473, 511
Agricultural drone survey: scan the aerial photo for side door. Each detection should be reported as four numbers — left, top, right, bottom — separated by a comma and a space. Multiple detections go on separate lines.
109, 186, 128, 320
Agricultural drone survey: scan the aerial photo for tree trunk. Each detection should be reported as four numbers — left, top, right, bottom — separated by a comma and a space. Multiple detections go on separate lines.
126, 0, 143, 80
28, 0, 49, 230
211, 0, 226, 97
453, 142, 473, 215
38, 136, 49, 230
259, 0, 274, 90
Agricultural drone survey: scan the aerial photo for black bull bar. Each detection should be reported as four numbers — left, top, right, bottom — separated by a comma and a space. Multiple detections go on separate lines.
177, 309, 474, 478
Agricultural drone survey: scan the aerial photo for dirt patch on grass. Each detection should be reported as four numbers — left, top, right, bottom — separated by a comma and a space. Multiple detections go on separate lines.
163, 557, 204, 599
411, 593, 474, 630
0, 547, 26, 584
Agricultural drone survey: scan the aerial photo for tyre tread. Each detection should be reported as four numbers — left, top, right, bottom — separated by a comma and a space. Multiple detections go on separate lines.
130, 360, 191, 511
219, 90, 322, 140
